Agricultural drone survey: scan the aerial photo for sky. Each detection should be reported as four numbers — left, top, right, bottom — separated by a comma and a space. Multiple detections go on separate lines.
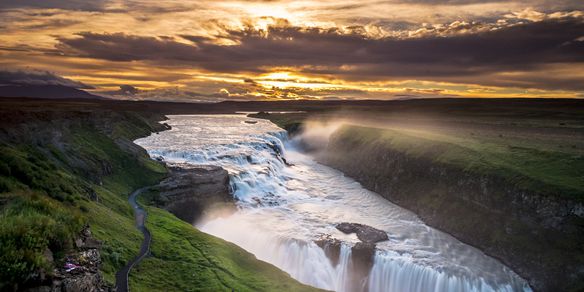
0, 0, 583, 101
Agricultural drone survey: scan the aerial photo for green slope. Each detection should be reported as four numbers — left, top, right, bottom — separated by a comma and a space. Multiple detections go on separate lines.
335, 125, 584, 199
0, 108, 321, 291
130, 207, 319, 292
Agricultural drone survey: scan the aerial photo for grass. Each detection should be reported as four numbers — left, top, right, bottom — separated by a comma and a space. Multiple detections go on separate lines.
0, 140, 89, 287
334, 125, 584, 199
129, 207, 322, 292
0, 191, 84, 284
249, 112, 308, 135
0, 112, 165, 288
0, 108, 322, 291
0, 144, 82, 202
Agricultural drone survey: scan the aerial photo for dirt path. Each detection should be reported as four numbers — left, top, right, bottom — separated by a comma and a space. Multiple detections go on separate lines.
115, 187, 152, 292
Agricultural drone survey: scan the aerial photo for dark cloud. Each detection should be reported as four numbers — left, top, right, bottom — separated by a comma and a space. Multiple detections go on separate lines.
125, 87, 239, 103
0, 0, 109, 11
23, 19, 83, 30
101, 84, 152, 98
103, 84, 140, 96
56, 33, 206, 63
0, 69, 94, 89
385, 0, 505, 3
55, 18, 584, 90
118, 84, 139, 95
384, 0, 580, 6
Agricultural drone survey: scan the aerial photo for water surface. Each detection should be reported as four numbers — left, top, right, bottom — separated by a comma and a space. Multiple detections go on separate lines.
135, 114, 530, 292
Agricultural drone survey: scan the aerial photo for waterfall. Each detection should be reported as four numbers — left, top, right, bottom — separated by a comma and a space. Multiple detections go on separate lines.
136, 114, 532, 292
199, 219, 357, 291
368, 251, 529, 292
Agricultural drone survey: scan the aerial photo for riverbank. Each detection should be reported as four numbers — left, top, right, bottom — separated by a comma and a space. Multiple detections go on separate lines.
0, 100, 322, 291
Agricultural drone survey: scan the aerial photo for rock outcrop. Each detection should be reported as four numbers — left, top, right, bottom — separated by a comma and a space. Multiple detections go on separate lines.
336, 222, 389, 244
314, 235, 343, 266
155, 165, 233, 223
314, 223, 388, 292
24, 226, 111, 292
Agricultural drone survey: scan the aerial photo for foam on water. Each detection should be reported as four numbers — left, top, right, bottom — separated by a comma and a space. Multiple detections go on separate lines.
135, 114, 531, 292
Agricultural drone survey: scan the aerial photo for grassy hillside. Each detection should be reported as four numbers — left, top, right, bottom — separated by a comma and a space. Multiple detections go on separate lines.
130, 206, 320, 291
0, 105, 321, 291
249, 112, 308, 135
335, 125, 584, 199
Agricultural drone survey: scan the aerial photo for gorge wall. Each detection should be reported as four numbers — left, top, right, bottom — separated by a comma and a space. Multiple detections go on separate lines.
154, 165, 233, 224
316, 126, 584, 292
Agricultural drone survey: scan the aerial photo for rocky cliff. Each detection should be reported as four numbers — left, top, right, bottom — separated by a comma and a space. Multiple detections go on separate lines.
23, 226, 111, 292
153, 165, 233, 223
318, 127, 584, 292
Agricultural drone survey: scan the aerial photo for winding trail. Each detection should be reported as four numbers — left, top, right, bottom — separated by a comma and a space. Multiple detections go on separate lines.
115, 187, 152, 292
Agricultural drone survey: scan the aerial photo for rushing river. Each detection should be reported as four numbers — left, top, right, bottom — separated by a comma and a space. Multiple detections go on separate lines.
135, 115, 531, 292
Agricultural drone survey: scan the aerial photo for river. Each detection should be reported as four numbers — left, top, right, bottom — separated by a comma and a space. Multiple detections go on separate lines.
135, 114, 531, 292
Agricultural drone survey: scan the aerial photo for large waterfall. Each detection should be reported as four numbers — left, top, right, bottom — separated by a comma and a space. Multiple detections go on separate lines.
135, 115, 531, 292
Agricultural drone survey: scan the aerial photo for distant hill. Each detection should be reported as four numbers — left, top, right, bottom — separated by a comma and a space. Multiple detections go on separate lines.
0, 84, 105, 99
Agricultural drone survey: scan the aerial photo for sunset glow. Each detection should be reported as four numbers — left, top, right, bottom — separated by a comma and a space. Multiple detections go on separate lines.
0, 0, 582, 101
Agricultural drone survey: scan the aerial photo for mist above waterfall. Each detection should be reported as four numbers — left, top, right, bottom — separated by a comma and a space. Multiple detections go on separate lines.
291, 119, 345, 152
291, 110, 466, 154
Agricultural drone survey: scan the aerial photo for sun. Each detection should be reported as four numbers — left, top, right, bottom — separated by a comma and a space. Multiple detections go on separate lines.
260, 72, 296, 80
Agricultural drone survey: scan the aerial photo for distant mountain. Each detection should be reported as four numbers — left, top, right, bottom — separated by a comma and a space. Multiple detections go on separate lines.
0, 85, 105, 99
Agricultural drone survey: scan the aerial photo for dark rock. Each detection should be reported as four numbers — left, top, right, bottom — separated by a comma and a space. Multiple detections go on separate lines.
281, 157, 293, 167
157, 164, 234, 223
82, 185, 99, 201
351, 242, 376, 271
336, 222, 389, 244
61, 273, 103, 292
336, 222, 358, 234
24, 226, 112, 292
81, 226, 91, 238
98, 160, 113, 176
314, 233, 377, 292
251, 196, 262, 206
267, 143, 282, 156
314, 235, 342, 266
348, 242, 376, 292
75, 225, 102, 250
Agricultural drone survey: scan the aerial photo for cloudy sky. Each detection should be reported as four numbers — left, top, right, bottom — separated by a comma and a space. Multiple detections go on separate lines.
0, 0, 583, 101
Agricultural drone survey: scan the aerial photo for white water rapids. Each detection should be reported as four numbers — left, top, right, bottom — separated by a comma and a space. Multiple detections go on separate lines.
135, 115, 531, 292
